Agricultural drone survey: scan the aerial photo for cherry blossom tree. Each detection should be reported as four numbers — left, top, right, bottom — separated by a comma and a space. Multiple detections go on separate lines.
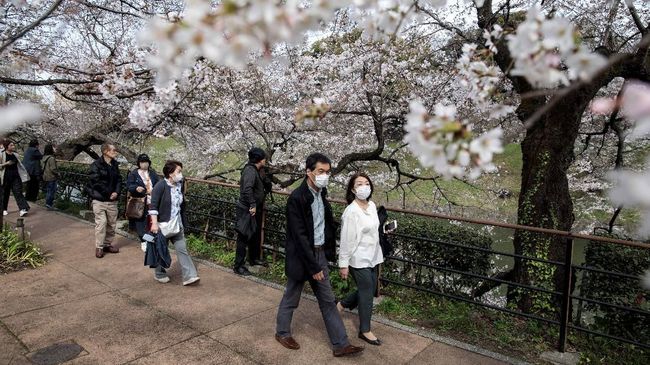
2, 0, 650, 316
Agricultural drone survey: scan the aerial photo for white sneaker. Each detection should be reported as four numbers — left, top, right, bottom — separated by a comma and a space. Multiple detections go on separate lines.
19, 209, 28, 217
155, 276, 170, 283
2, 210, 7, 216
182, 277, 200, 286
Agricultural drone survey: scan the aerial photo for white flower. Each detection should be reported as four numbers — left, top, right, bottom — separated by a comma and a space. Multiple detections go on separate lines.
469, 127, 503, 163
566, 50, 608, 81
540, 18, 575, 55
620, 81, 650, 120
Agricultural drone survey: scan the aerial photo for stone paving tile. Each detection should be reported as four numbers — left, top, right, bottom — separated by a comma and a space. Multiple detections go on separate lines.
127, 335, 256, 365
207, 304, 433, 365
408, 341, 508, 365
0, 321, 30, 365
2, 291, 200, 365
2, 203, 516, 365
120, 262, 280, 333
0, 261, 109, 318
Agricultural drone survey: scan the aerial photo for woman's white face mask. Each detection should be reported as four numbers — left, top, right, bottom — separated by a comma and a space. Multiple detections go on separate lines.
173, 172, 183, 183
354, 185, 371, 200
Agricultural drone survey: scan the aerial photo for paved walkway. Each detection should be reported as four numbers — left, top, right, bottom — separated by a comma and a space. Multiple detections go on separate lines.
1, 204, 513, 365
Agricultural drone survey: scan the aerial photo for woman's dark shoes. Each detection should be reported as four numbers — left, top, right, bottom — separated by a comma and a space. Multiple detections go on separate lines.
250, 259, 269, 267
358, 332, 381, 346
234, 266, 252, 276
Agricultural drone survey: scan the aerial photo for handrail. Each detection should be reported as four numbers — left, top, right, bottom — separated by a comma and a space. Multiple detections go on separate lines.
57, 160, 650, 249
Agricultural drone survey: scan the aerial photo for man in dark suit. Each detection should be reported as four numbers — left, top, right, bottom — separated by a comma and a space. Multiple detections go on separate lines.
274, 153, 363, 358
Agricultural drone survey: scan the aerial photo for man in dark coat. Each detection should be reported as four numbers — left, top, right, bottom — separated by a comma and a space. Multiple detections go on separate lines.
233, 147, 268, 276
274, 153, 364, 358
22, 139, 42, 202
86, 143, 122, 258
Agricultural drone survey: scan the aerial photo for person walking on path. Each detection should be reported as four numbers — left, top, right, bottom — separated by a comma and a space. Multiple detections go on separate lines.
41, 144, 59, 210
233, 147, 268, 276
127, 154, 159, 243
275, 152, 364, 358
86, 143, 122, 258
337, 172, 385, 346
22, 139, 43, 202
149, 160, 200, 286
1, 140, 31, 217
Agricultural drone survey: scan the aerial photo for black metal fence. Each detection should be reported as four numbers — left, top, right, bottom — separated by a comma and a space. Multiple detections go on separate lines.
55, 160, 650, 353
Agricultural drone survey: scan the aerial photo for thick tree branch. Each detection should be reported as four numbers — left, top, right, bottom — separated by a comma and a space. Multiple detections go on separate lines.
0, 76, 98, 86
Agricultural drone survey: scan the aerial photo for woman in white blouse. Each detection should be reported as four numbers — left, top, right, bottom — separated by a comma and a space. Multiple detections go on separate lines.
337, 172, 383, 346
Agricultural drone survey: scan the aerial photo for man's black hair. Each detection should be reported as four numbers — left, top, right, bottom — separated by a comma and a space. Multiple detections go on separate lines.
305, 153, 331, 171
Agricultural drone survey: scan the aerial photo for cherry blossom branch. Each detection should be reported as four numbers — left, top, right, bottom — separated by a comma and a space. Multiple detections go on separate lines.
0, 0, 64, 54
525, 32, 650, 129
626, 1, 648, 36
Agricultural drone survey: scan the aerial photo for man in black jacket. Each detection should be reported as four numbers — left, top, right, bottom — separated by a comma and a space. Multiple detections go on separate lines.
86, 143, 122, 258
233, 147, 268, 276
22, 139, 42, 202
274, 153, 364, 358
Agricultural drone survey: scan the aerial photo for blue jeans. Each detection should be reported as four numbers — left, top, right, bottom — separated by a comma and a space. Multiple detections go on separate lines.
44, 181, 57, 207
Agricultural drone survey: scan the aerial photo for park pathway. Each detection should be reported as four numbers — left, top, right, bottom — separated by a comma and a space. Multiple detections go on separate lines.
1, 203, 515, 364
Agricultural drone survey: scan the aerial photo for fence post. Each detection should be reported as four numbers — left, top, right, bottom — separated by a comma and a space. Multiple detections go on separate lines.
260, 204, 267, 262
558, 238, 574, 352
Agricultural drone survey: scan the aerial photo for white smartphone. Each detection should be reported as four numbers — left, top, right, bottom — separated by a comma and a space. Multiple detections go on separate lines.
383, 220, 397, 233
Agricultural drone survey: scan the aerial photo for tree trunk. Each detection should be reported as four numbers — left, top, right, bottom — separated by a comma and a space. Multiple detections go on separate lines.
509, 90, 595, 316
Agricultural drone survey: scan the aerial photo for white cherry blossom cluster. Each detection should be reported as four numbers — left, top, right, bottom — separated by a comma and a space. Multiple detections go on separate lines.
295, 97, 330, 126
98, 68, 138, 99
404, 100, 503, 179
507, 6, 608, 88
128, 82, 179, 128
139, 0, 351, 84
456, 38, 515, 119
592, 81, 650, 139
352, 0, 442, 40
600, 81, 650, 237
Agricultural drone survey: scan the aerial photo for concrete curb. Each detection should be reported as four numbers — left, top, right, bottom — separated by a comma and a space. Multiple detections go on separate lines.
48, 208, 529, 365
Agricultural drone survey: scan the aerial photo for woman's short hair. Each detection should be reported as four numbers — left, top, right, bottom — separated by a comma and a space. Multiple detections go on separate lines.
162, 160, 183, 178
28, 139, 39, 147
2, 139, 14, 150
43, 144, 55, 156
345, 172, 374, 204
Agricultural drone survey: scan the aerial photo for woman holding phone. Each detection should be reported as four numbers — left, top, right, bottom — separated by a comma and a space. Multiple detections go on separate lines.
337, 172, 385, 346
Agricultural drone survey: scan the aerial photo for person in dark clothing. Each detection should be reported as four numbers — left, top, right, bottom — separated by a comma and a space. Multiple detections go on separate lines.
22, 139, 43, 202
0, 140, 30, 217
127, 154, 160, 243
233, 147, 268, 276
274, 153, 364, 358
41, 144, 59, 209
86, 143, 122, 258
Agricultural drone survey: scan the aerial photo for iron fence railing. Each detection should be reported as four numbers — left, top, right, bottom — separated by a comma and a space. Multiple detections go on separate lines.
55, 160, 650, 352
